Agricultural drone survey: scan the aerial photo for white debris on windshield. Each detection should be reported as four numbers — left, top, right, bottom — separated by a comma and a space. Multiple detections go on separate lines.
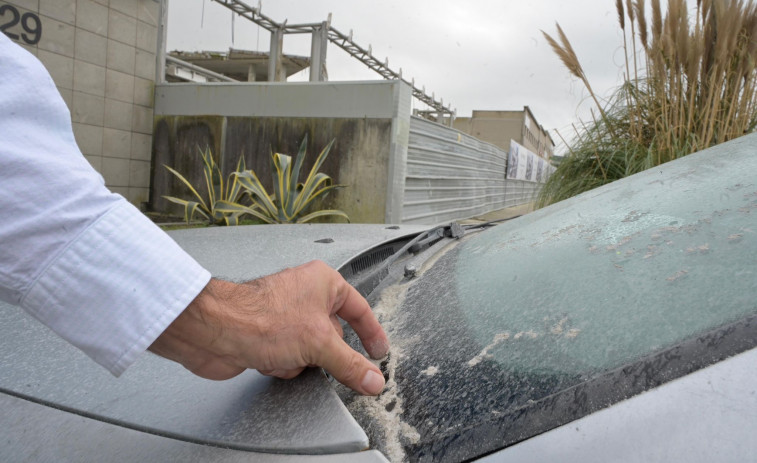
339, 281, 420, 462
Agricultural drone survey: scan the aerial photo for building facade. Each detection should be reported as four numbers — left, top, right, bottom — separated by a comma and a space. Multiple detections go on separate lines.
2, 0, 162, 208
453, 107, 555, 160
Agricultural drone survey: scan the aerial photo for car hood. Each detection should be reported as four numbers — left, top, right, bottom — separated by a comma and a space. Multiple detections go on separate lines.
0, 223, 426, 455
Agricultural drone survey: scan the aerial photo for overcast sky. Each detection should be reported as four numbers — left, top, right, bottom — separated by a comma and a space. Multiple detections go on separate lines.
166, 0, 695, 153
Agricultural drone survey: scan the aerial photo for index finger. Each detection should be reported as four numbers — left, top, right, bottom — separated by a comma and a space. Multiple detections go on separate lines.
333, 280, 390, 359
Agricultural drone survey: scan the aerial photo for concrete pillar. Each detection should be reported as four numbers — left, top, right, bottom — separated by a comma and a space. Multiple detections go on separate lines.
247, 63, 256, 82
309, 22, 329, 82
268, 28, 283, 82
277, 64, 287, 82
386, 81, 412, 223
156, 0, 169, 83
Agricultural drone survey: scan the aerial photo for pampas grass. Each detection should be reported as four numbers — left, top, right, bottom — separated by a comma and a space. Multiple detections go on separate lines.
538, 0, 757, 207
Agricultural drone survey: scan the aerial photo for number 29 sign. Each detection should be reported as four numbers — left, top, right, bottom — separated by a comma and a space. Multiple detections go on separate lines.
1, 3, 42, 46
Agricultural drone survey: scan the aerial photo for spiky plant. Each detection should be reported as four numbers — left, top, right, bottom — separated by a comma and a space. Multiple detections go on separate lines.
218, 136, 350, 224
539, 0, 757, 207
163, 147, 250, 225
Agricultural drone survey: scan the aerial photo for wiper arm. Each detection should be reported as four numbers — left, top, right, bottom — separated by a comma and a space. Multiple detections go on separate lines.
348, 216, 523, 297
408, 222, 465, 254
351, 222, 466, 296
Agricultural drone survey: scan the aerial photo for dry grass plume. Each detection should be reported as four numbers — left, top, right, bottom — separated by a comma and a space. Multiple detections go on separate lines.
539, 0, 757, 206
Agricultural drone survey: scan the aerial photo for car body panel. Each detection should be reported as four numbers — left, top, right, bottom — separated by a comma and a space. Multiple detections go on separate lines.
0, 393, 389, 463
167, 224, 429, 281
478, 346, 757, 462
0, 224, 425, 458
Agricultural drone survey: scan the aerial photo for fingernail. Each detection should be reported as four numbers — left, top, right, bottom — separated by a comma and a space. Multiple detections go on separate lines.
368, 339, 390, 359
361, 370, 385, 395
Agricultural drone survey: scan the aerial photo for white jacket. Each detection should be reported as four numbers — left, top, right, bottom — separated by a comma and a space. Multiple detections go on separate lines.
0, 34, 210, 376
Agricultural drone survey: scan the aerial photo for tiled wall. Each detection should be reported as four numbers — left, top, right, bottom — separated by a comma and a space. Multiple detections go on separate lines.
2, 0, 160, 207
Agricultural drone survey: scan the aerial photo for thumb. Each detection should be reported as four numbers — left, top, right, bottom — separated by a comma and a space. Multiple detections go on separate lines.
318, 335, 386, 395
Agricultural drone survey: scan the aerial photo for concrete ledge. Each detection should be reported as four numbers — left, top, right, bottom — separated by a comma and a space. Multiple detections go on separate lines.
154, 80, 406, 119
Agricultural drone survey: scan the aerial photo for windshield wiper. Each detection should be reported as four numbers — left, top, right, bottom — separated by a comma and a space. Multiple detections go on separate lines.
407, 222, 465, 254
347, 216, 522, 297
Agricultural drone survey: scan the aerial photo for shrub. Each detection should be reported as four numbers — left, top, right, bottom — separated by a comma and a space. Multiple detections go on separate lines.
218, 136, 350, 224
538, 0, 757, 206
163, 147, 250, 225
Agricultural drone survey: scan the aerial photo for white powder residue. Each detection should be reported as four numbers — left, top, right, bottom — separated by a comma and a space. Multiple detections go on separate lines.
421, 365, 439, 376
469, 320, 582, 367
400, 422, 421, 443
550, 317, 568, 335
467, 332, 510, 367
513, 330, 539, 340
371, 283, 409, 323
414, 239, 460, 277
346, 282, 423, 462
350, 346, 419, 463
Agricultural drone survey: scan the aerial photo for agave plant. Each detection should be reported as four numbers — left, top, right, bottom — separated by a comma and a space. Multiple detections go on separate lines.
163, 146, 249, 226
218, 136, 350, 224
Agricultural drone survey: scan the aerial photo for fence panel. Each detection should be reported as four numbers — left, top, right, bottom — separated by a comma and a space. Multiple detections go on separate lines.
403, 116, 540, 224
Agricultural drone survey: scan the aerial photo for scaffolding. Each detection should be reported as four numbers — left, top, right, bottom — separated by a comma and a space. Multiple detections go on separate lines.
209, 0, 454, 121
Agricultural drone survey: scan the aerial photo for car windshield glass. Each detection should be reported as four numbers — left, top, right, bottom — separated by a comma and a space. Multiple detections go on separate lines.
338, 136, 757, 463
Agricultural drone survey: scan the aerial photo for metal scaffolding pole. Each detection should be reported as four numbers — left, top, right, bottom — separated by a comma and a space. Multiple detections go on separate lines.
209, 0, 454, 118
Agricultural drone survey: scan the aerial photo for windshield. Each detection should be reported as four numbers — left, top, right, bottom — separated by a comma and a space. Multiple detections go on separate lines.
338, 136, 757, 462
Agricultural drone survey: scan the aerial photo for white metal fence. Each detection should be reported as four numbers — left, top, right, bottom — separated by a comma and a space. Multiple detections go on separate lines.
402, 116, 541, 224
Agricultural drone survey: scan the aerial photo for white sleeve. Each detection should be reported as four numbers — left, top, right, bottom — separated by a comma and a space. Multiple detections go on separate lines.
0, 34, 211, 376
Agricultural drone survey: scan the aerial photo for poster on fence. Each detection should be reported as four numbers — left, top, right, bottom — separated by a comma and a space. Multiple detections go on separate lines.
517, 146, 529, 180
525, 153, 534, 181
507, 141, 520, 179
508, 140, 547, 182
507, 140, 536, 181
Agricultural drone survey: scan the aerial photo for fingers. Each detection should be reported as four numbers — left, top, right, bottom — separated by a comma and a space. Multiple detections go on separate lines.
188, 361, 246, 381
258, 367, 305, 379
334, 281, 390, 359
313, 333, 386, 395
330, 315, 344, 338
299, 260, 390, 360
154, 260, 391, 396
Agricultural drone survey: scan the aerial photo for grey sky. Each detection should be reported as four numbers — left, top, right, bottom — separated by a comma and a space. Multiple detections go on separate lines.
165, 1, 692, 153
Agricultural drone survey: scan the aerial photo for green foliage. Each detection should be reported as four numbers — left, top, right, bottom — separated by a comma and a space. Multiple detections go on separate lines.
219, 136, 350, 224
539, 0, 757, 207
163, 147, 249, 226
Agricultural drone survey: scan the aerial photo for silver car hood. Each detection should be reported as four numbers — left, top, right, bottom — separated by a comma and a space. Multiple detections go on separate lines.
0, 224, 426, 455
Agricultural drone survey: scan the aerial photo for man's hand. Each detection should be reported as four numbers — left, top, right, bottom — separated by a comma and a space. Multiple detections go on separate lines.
149, 260, 389, 395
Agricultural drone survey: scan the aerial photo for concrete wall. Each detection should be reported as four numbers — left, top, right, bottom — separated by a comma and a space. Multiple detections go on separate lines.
2, 0, 160, 207
152, 80, 542, 225
152, 80, 412, 223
